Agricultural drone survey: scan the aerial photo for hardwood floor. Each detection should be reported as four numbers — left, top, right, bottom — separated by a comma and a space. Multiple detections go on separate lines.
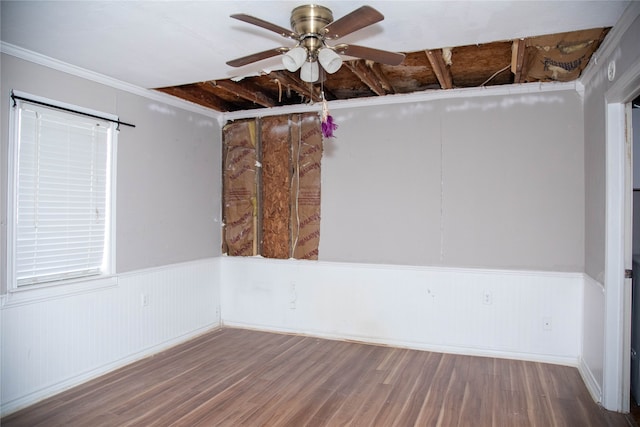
3, 328, 635, 426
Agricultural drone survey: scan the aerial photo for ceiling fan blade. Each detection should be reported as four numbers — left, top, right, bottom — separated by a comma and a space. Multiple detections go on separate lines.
226, 48, 288, 67
230, 14, 296, 39
334, 44, 405, 66
322, 6, 384, 40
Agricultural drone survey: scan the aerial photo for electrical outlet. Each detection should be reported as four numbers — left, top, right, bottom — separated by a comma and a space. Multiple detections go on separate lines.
482, 290, 492, 305
141, 293, 149, 307
542, 317, 552, 331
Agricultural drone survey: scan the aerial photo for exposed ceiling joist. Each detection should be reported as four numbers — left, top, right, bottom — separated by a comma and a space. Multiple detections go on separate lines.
511, 38, 527, 83
157, 85, 233, 112
210, 80, 276, 108
367, 62, 396, 94
269, 71, 323, 103
345, 60, 387, 96
425, 49, 453, 89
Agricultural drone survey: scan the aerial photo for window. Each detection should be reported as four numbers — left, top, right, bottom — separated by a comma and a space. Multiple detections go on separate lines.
7, 93, 117, 289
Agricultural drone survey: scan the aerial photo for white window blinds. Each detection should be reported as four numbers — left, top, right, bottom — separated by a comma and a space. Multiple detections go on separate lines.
15, 103, 112, 286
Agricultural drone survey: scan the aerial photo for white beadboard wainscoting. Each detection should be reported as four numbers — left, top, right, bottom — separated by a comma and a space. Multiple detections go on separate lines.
0, 258, 221, 416
221, 257, 583, 366
2, 256, 593, 416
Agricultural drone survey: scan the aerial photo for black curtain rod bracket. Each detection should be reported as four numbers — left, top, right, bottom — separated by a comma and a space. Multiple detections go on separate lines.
11, 92, 135, 129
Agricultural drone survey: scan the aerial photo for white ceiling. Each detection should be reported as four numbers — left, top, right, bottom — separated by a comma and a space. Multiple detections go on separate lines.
0, 1, 631, 90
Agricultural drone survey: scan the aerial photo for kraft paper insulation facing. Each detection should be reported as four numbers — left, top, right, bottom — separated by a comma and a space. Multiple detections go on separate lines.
222, 113, 322, 260
261, 115, 291, 259
223, 119, 258, 256
524, 28, 607, 82
290, 113, 322, 260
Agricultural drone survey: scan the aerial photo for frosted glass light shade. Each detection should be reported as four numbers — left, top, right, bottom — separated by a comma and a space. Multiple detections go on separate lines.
300, 61, 320, 82
282, 47, 307, 72
318, 48, 342, 74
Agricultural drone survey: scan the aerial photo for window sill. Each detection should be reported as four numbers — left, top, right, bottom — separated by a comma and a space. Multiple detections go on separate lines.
2, 275, 118, 308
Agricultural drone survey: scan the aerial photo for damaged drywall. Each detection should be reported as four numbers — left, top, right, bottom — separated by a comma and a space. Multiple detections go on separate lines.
223, 113, 322, 260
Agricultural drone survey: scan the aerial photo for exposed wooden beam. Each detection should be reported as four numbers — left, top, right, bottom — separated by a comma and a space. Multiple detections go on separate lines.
209, 80, 276, 108
345, 60, 386, 96
269, 71, 323, 103
156, 85, 233, 112
425, 49, 453, 89
366, 61, 395, 94
511, 38, 526, 83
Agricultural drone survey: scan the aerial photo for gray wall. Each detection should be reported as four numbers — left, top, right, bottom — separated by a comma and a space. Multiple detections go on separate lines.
0, 54, 222, 293
319, 91, 584, 272
1, 51, 588, 286
115, 91, 221, 272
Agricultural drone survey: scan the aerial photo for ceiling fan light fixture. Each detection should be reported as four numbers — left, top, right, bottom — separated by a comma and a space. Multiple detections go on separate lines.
228, 4, 405, 84
282, 46, 307, 72
318, 48, 342, 74
300, 60, 320, 82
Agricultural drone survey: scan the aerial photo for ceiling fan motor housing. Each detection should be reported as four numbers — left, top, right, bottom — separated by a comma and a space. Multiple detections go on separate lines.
291, 4, 333, 57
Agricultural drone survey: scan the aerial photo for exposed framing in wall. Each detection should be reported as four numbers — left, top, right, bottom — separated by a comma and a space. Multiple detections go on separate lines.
222, 113, 322, 260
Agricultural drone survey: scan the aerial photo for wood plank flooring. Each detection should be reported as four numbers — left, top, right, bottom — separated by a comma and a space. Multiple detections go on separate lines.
2, 328, 635, 426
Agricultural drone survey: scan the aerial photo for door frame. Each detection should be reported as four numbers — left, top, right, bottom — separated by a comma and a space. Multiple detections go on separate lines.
604, 57, 640, 412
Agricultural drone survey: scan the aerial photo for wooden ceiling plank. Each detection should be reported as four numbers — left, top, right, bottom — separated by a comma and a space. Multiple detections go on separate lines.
195, 82, 256, 110
269, 71, 323, 103
511, 38, 526, 83
345, 60, 386, 96
210, 80, 276, 108
156, 86, 233, 112
425, 49, 453, 89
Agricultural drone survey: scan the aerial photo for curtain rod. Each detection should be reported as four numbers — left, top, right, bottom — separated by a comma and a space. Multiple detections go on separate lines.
11, 92, 135, 129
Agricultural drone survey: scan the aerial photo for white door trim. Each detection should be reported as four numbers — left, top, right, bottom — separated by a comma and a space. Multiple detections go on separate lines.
604, 101, 630, 411
603, 57, 640, 412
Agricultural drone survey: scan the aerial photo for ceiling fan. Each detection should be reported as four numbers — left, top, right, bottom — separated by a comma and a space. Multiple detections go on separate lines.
226, 4, 405, 83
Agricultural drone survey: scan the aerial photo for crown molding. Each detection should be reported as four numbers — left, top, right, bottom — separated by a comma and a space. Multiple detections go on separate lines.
1, 42, 221, 120
223, 81, 578, 122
